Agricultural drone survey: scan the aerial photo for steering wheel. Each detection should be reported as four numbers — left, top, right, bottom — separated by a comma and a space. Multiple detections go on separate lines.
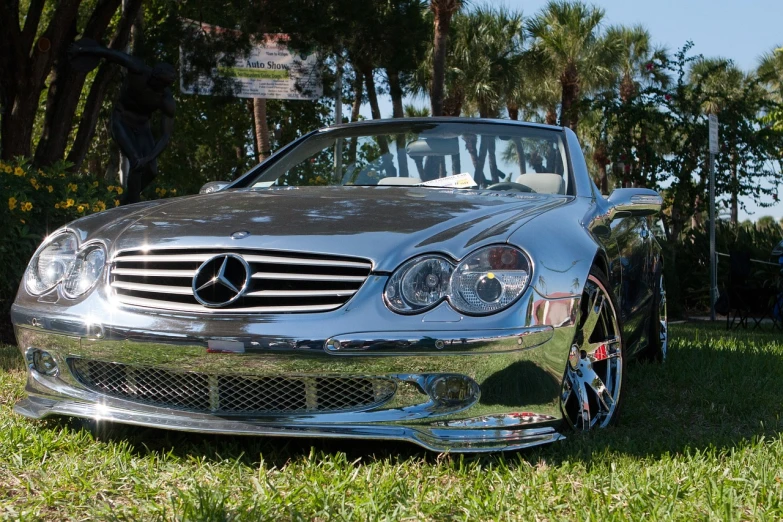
485, 181, 533, 193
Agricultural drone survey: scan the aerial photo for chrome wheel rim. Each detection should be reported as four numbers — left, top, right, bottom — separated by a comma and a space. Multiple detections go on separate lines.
561, 274, 623, 430
659, 274, 668, 361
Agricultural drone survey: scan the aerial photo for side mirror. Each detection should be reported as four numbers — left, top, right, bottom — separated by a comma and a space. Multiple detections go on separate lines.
199, 181, 229, 194
607, 188, 662, 218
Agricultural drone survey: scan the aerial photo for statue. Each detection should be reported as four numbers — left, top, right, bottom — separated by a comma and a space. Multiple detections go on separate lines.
68, 39, 176, 205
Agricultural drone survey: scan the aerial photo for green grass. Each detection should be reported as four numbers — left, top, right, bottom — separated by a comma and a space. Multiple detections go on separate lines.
1, 323, 783, 520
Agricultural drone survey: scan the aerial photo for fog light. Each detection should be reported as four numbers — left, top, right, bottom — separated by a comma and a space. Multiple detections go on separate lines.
426, 375, 479, 406
26, 348, 58, 376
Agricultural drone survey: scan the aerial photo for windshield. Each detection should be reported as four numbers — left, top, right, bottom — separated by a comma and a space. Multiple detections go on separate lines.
241, 121, 571, 195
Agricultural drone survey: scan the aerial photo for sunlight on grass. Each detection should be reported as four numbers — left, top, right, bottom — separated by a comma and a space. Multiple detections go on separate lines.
1, 323, 782, 520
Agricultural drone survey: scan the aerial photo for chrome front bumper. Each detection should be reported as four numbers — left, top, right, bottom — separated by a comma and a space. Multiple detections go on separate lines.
11, 290, 578, 452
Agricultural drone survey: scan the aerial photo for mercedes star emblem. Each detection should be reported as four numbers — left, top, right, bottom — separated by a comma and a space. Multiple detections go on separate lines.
192, 254, 251, 307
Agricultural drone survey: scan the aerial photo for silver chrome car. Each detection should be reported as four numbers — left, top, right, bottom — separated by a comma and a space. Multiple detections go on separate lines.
12, 118, 667, 452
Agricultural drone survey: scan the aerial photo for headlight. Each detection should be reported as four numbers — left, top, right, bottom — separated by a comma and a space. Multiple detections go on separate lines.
62, 245, 106, 298
384, 256, 453, 313
449, 246, 530, 315
384, 246, 531, 316
25, 232, 78, 295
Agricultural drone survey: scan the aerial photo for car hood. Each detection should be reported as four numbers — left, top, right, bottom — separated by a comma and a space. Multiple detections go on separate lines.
108, 186, 569, 271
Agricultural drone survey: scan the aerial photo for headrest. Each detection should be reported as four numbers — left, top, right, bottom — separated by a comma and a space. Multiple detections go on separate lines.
378, 176, 421, 186
512, 173, 565, 194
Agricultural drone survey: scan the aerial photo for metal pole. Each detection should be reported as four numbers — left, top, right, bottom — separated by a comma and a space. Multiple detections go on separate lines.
709, 152, 716, 321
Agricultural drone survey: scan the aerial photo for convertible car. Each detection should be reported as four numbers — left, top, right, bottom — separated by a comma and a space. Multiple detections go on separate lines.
12, 118, 666, 452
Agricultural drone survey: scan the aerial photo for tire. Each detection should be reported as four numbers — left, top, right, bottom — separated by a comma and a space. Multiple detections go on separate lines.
560, 265, 626, 431
639, 273, 668, 363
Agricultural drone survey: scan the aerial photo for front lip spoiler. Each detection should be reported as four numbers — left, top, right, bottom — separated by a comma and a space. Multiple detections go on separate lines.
15, 395, 564, 453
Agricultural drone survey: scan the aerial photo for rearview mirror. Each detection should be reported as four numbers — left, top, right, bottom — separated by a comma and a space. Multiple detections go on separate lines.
199, 181, 229, 194
607, 188, 662, 218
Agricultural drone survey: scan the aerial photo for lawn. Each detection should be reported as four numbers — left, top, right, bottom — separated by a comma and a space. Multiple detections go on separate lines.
1, 323, 782, 520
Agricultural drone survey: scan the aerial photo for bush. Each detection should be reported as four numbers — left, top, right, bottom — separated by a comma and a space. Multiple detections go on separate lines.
672, 221, 783, 314
0, 159, 179, 341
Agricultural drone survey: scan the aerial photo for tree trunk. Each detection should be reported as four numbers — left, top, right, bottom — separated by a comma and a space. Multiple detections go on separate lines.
65, 0, 143, 171
247, 99, 259, 158
430, 6, 452, 116
362, 66, 381, 120
350, 69, 363, 122
475, 136, 489, 186
253, 98, 270, 162
512, 139, 526, 176
442, 87, 463, 117
487, 139, 500, 183
34, 0, 122, 167
386, 68, 410, 176
451, 153, 461, 175
592, 142, 609, 194
0, 0, 83, 160
545, 106, 557, 126
464, 134, 480, 181
559, 63, 580, 132
387, 69, 404, 118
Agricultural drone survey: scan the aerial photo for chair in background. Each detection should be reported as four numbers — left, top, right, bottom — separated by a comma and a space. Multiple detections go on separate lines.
726, 250, 776, 330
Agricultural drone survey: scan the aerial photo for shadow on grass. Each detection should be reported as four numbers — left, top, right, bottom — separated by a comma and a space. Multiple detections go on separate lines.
17, 322, 783, 469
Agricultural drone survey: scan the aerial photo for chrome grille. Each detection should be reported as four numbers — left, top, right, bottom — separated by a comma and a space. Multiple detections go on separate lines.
68, 359, 396, 414
109, 248, 373, 313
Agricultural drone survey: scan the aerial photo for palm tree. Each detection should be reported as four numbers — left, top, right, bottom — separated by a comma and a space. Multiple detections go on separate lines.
429, 0, 462, 116
605, 25, 667, 104
758, 46, 783, 101
526, 1, 620, 132
600, 25, 667, 188
690, 58, 750, 224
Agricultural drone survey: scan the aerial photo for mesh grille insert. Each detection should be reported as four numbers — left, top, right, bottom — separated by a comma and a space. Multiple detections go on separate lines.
68, 359, 396, 414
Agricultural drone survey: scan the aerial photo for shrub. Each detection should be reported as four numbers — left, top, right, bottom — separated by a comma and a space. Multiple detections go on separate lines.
1, 159, 183, 341
1, 159, 122, 339
671, 221, 782, 314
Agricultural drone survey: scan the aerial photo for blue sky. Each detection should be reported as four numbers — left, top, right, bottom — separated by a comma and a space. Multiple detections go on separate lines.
359, 0, 783, 221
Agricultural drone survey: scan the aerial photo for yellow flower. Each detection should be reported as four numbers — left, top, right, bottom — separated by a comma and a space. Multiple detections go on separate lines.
59, 173, 65, 178
159, 188, 167, 197
8, 197, 17, 211
94, 201, 106, 212
67, 183, 78, 192
47, 185, 53, 193
92, 181, 99, 188
14, 166, 24, 176
21, 201, 32, 212
107, 185, 115, 192
3, 166, 12, 174
55, 203, 60, 209
77, 205, 85, 213
114, 199, 120, 207
170, 188, 177, 195
20, 219, 25, 224
65, 198, 74, 208
115, 187, 123, 195
30, 178, 39, 189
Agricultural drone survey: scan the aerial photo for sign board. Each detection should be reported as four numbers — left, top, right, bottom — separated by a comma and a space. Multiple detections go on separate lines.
180, 23, 321, 100
709, 113, 719, 154
416, 173, 477, 189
